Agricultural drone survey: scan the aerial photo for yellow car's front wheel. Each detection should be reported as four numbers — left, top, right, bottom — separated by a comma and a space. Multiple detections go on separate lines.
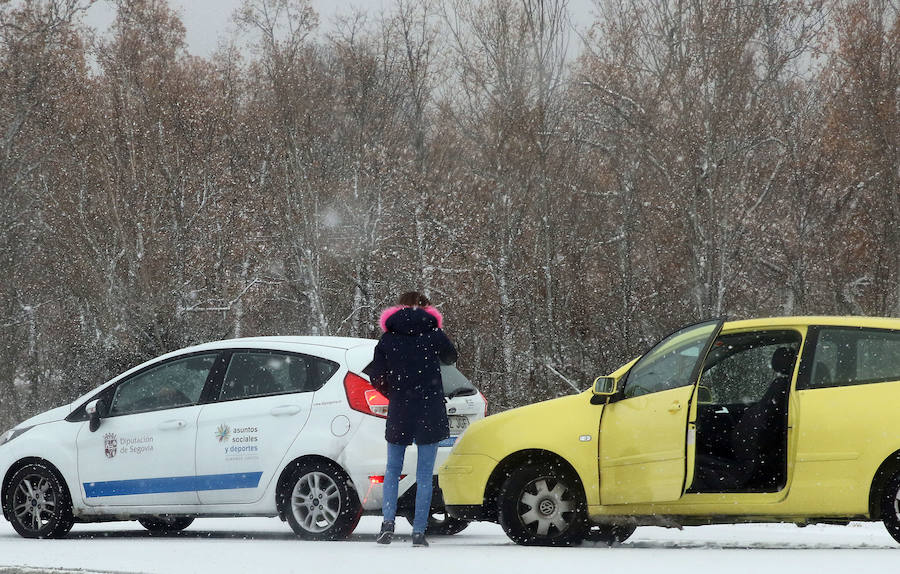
498, 462, 588, 546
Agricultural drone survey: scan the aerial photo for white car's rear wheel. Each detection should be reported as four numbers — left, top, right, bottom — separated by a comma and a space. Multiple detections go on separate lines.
404, 509, 470, 535
5, 463, 74, 539
283, 462, 361, 540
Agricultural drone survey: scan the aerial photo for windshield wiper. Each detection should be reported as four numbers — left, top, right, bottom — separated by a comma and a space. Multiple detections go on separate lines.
445, 388, 477, 400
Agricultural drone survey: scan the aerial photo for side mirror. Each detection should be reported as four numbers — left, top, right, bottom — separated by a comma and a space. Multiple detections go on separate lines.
592, 376, 617, 396
86, 399, 107, 432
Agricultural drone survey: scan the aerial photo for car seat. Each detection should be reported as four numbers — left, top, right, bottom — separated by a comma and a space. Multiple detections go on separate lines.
249, 367, 281, 396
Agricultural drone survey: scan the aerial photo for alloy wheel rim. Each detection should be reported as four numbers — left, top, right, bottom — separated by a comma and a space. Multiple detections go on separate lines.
291, 471, 342, 533
12, 473, 57, 533
893, 489, 900, 520
518, 477, 573, 537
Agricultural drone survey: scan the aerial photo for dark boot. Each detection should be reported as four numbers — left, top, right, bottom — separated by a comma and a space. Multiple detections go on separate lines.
376, 521, 394, 545
411, 532, 429, 547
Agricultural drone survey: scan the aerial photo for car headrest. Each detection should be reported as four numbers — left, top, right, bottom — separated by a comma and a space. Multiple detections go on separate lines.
771, 347, 798, 376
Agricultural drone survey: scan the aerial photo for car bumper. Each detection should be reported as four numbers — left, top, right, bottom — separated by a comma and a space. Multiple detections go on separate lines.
0, 446, 9, 521
349, 444, 458, 512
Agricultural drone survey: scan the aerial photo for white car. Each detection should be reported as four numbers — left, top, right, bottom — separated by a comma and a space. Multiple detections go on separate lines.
0, 336, 486, 539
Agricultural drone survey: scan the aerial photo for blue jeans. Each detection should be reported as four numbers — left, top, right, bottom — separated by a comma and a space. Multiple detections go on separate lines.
382, 441, 439, 534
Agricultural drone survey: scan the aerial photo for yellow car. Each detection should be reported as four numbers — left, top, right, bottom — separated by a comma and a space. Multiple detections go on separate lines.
439, 316, 900, 546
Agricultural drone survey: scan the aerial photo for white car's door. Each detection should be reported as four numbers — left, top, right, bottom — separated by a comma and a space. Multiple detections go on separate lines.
194, 350, 339, 504
76, 352, 219, 507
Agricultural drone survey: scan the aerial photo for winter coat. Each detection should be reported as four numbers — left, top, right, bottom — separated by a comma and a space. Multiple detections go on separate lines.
363, 305, 458, 446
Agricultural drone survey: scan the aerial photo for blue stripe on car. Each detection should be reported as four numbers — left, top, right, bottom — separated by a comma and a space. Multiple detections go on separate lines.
83, 472, 264, 497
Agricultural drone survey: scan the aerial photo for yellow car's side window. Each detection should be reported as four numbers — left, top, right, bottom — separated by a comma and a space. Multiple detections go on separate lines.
699, 331, 801, 404
624, 321, 721, 399
807, 328, 900, 389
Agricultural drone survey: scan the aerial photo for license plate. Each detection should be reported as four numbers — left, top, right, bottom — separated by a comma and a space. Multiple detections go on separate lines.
448, 415, 469, 434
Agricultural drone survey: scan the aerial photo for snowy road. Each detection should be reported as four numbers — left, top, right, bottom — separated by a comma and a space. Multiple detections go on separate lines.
0, 516, 896, 574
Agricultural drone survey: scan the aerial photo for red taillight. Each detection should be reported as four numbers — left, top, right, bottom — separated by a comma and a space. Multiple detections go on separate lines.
365, 389, 389, 416
479, 391, 488, 417
344, 372, 389, 418
369, 474, 406, 484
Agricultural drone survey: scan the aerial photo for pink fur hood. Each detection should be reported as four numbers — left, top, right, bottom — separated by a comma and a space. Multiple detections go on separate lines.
379, 305, 444, 332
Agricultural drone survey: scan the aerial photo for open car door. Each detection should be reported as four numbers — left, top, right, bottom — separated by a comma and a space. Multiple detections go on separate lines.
599, 319, 724, 505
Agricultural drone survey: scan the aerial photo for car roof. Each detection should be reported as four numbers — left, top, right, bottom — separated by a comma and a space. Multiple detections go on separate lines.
723, 316, 900, 331
67, 336, 378, 408
185, 336, 377, 352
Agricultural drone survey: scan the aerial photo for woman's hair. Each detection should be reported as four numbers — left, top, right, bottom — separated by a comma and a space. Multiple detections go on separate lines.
397, 291, 431, 307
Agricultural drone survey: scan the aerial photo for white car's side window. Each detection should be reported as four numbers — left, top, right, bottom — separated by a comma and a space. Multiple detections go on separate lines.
218, 352, 338, 402
109, 353, 217, 416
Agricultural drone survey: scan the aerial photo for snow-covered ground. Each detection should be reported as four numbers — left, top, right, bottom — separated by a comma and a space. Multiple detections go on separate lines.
0, 516, 896, 574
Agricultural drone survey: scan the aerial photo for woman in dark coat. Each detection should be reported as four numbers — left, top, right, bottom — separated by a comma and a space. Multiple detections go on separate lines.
365, 291, 457, 547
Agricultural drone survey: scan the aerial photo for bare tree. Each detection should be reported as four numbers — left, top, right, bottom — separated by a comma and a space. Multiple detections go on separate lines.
580, 0, 828, 319
820, 0, 899, 315
0, 0, 91, 426
235, 0, 333, 334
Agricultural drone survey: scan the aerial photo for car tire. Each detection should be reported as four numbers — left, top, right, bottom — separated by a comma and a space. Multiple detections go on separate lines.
283, 461, 361, 540
497, 462, 588, 546
588, 523, 637, 545
4, 463, 74, 539
881, 470, 900, 544
138, 516, 195, 534
404, 510, 470, 535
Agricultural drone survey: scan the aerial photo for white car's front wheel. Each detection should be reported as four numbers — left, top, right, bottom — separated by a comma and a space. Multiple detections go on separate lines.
4, 463, 74, 539
282, 461, 361, 540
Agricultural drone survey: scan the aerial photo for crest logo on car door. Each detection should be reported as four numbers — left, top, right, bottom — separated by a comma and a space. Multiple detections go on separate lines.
104, 433, 118, 459
215, 424, 231, 442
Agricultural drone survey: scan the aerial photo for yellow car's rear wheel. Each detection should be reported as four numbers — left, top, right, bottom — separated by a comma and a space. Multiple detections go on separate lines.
882, 470, 900, 544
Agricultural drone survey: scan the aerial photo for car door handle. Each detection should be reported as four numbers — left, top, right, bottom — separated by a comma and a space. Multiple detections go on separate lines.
158, 419, 186, 430
270, 405, 302, 416
668, 401, 683, 413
